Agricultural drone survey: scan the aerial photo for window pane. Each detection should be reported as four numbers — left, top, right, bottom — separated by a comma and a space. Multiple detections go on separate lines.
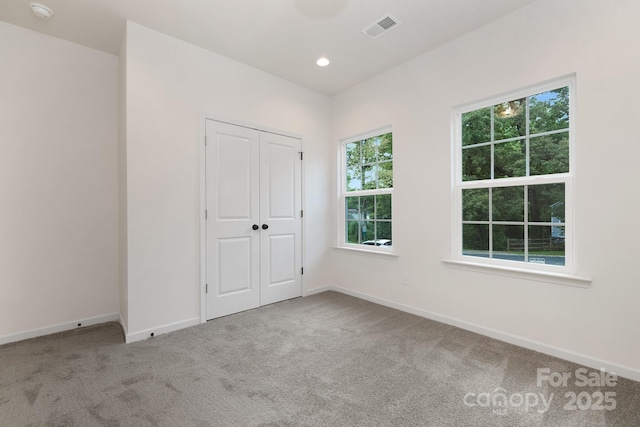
376, 194, 391, 219
528, 226, 565, 266
378, 161, 393, 189
362, 138, 377, 164
462, 188, 489, 221
462, 145, 491, 181
360, 196, 375, 220
529, 87, 569, 134
528, 184, 565, 223
550, 225, 566, 242
346, 196, 359, 220
344, 131, 393, 248
346, 142, 361, 169
376, 221, 392, 242
494, 98, 526, 141
346, 221, 360, 244
363, 165, 377, 190
462, 108, 491, 146
463, 224, 489, 258
379, 133, 393, 160
346, 167, 362, 191
361, 221, 375, 243
492, 186, 524, 222
494, 140, 526, 179
457, 83, 572, 268
530, 132, 569, 175
493, 225, 525, 262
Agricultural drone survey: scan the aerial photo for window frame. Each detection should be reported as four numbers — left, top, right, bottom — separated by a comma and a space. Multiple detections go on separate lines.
339, 126, 394, 254
452, 76, 576, 274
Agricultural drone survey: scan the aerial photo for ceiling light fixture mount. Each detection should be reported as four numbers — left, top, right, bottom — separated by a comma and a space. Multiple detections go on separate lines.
316, 57, 330, 67
29, 2, 54, 20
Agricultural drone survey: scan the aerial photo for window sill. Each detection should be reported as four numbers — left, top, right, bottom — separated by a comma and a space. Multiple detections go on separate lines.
442, 260, 591, 288
333, 246, 399, 259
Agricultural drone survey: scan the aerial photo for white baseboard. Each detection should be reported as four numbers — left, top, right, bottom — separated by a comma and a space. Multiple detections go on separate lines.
119, 313, 128, 338
0, 313, 120, 346
303, 285, 334, 297
318, 285, 640, 383
125, 317, 201, 343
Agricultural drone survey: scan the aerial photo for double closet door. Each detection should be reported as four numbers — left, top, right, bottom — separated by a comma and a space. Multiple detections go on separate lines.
205, 120, 302, 320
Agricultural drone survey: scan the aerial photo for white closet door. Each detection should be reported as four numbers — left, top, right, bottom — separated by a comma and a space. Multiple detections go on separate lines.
259, 132, 302, 305
206, 120, 260, 319
205, 120, 303, 320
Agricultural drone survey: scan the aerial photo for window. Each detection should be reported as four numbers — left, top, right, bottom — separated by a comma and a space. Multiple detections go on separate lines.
454, 77, 574, 272
341, 129, 393, 249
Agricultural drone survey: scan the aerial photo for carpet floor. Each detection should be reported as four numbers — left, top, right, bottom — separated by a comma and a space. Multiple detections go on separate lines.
0, 291, 638, 426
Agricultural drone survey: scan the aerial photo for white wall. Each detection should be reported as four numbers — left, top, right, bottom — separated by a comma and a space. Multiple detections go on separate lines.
123, 22, 332, 339
330, 0, 640, 377
0, 22, 119, 341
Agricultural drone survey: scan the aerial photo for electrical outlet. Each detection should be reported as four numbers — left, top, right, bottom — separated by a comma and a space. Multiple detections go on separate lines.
401, 272, 409, 285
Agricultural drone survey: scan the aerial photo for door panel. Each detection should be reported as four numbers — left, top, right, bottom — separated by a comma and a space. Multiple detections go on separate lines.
259, 132, 302, 306
206, 120, 260, 319
268, 234, 296, 285
216, 136, 252, 220
217, 237, 252, 295
266, 143, 296, 219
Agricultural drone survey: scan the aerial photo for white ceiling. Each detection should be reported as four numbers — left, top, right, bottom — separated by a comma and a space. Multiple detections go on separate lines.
0, 0, 537, 95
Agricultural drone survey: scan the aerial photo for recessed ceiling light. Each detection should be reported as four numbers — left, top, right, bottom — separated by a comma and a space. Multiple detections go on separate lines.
316, 57, 330, 67
29, 2, 54, 20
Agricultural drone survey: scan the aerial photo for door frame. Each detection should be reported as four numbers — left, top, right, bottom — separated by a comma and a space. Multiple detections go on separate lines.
198, 114, 305, 324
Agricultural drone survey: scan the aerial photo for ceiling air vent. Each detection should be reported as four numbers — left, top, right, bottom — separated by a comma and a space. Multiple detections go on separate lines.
361, 14, 401, 40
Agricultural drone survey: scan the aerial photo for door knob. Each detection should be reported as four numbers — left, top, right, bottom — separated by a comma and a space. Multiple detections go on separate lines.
262, 224, 269, 230
252, 224, 259, 230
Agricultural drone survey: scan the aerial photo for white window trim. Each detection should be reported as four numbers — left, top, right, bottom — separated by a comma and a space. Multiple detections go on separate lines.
448, 75, 588, 283
337, 126, 396, 255
332, 245, 399, 258
441, 260, 590, 288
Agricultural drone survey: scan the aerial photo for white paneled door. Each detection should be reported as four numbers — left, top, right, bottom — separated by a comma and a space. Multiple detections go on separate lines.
259, 131, 302, 306
205, 120, 302, 320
